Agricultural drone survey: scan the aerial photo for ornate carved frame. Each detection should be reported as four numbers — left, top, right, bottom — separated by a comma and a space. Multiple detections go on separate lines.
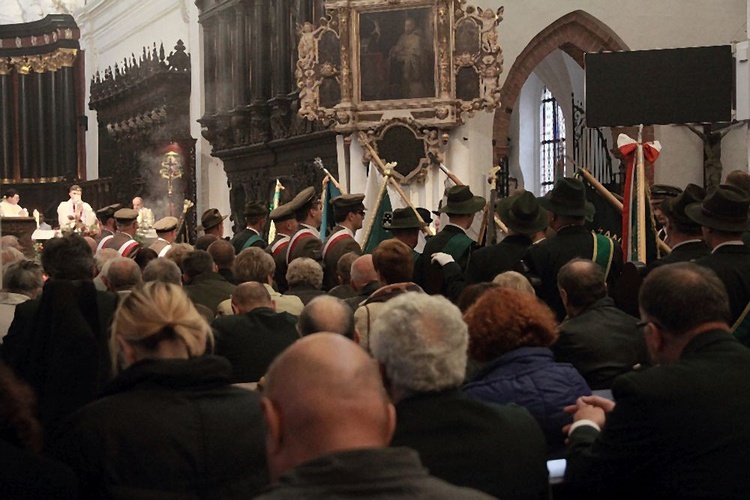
297, 0, 503, 182
299, 0, 503, 130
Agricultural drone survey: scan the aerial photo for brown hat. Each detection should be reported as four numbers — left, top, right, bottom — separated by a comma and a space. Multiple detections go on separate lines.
496, 191, 548, 234
96, 203, 122, 220
114, 208, 138, 222
288, 187, 318, 216
685, 185, 750, 232
384, 207, 428, 230
439, 185, 486, 215
538, 177, 595, 217
332, 193, 366, 218
199, 208, 228, 231
270, 202, 295, 222
244, 200, 269, 217
153, 216, 179, 232
661, 183, 706, 226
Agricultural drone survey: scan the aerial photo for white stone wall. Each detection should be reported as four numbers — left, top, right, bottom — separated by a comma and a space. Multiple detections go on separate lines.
74, 0, 231, 236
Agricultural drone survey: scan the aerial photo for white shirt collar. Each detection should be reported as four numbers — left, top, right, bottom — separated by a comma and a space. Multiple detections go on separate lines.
712, 240, 745, 253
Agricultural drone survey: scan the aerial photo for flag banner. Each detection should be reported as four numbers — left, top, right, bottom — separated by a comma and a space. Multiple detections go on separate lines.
267, 179, 284, 243
364, 188, 393, 254
617, 133, 661, 263
320, 176, 341, 241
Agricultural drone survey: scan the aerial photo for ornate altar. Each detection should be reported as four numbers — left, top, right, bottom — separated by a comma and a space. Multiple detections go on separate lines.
89, 40, 197, 240
298, 0, 504, 183
195, 0, 337, 233
0, 14, 90, 223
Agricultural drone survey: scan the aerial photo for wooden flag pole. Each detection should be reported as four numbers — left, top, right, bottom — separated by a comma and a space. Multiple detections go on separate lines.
314, 157, 346, 194
360, 169, 391, 251
358, 132, 433, 236
577, 167, 671, 255
435, 158, 509, 234
636, 124, 647, 261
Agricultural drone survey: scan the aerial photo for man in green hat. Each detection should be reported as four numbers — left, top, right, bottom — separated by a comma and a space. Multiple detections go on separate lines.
525, 177, 622, 321
322, 194, 365, 290
384, 207, 428, 262
648, 183, 709, 270
466, 191, 548, 284
231, 200, 269, 254
687, 184, 750, 326
415, 185, 485, 296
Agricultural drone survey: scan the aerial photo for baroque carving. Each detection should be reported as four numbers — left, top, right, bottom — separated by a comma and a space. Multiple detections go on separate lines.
296, 0, 504, 133
358, 117, 442, 184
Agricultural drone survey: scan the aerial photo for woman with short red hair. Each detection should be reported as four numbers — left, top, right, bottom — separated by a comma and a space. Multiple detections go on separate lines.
462, 287, 590, 457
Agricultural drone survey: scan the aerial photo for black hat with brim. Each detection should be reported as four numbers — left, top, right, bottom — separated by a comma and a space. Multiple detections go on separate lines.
538, 177, 595, 217
497, 191, 548, 234
384, 207, 428, 230
439, 185, 486, 215
685, 185, 750, 232
661, 183, 706, 227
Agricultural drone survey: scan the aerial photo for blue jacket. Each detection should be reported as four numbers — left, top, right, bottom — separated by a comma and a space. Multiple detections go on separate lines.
463, 346, 590, 455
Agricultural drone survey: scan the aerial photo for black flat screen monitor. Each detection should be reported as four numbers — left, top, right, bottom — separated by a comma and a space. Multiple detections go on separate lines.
585, 45, 733, 127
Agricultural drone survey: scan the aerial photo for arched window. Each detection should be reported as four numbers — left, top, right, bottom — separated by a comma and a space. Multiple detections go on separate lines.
539, 87, 566, 195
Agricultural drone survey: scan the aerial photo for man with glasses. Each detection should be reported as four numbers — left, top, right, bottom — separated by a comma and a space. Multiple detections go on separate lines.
322, 194, 365, 290
564, 262, 750, 498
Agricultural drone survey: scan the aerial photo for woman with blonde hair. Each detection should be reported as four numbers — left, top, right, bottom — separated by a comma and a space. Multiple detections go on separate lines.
462, 287, 590, 457
53, 282, 269, 498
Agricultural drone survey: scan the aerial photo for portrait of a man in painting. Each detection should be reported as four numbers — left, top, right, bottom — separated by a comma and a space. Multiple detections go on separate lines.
359, 7, 435, 102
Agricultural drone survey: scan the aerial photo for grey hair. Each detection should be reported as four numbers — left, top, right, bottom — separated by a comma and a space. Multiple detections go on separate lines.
143, 258, 182, 285
94, 248, 119, 273
235, 247, 275, 283
286, 257, 323, 289
492, 270, 535, 295
2, 260, 43, 297
370, 292, 468, 392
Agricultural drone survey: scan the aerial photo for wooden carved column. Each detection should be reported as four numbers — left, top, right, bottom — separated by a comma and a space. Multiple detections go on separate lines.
0, 59, 11, 180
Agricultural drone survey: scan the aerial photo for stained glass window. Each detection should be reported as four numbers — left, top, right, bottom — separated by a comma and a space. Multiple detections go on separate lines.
540, 87, 566, 195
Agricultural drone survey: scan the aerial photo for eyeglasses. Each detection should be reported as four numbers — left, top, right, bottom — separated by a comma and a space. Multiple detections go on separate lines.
358, 210, 366, 216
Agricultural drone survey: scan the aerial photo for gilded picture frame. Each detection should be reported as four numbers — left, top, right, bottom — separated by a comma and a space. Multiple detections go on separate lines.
297, 1, 502, 132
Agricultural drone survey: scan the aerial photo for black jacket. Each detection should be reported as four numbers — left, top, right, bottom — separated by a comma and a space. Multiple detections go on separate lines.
1, 280, 117, 431
465, 234, 532, 283
566, 330, 750, 498
391, 389, 549, 499
212, 307, 300, 383
695, 244, 750, 325
553, 297, 649, 390
52, 356, 269, 499
525, 225, 622, 321
415, 225, 477, 296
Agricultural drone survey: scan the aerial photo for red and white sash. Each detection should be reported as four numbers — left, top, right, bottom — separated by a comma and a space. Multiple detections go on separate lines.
96, 234, 113, 254
322, 229, 353, 260
118, 239, 139, 257
286, 228, 317, 265
271, 235, 291, 258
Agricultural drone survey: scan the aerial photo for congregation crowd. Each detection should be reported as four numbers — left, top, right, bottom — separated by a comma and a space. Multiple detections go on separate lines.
1, 170, 750, 499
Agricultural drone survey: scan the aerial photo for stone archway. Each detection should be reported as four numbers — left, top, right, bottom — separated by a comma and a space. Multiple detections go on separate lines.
494, 10, 654, 179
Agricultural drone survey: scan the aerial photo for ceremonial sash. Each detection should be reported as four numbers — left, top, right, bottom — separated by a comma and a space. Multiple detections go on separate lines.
322, 229, 354, 260
241, 233, 264, 251
118, 239, 139, 257
271, 235, 291, 257
96, 234, 113, 254
287, 228, 317, 265
441, 232, 474, 261
592, 233, 615, 280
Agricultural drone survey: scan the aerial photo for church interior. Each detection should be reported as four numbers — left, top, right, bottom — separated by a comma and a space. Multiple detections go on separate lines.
1, 0, 747, 242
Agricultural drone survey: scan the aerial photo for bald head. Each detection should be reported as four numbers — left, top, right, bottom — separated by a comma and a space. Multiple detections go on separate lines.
102, 257, 142, 292
350, 254, 378, 290
297, 295, 357, 340
262, 334, 395, 481
557, 258, 606, 315
232, 281, 273, 314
